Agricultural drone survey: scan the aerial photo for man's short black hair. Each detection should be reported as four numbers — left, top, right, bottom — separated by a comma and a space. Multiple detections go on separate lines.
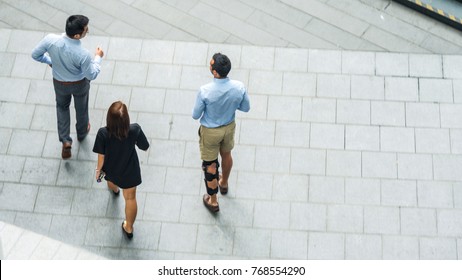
65, 15, 89, 37
212, 53, 231, 78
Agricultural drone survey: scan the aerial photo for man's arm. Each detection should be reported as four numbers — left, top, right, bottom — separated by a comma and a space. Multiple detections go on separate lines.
31, 36, 52, 65
81, 47, 104, 80
238, 90, 250, 112
192, 91, 205, 119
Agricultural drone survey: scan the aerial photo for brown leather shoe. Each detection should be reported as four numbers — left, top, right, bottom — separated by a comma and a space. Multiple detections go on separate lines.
62, 142, 72, 159
218, 175, 228, 195
203, 194, 219, 212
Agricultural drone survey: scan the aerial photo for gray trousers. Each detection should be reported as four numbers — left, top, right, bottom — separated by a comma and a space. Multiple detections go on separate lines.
53, 78, 90, 143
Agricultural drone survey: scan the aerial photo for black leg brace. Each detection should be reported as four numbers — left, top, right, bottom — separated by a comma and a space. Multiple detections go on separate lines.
202, 159, 220, 195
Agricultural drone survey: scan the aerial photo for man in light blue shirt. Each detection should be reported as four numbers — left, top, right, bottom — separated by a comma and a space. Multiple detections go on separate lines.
193, 53, 250, 212
32, 15, 104, 159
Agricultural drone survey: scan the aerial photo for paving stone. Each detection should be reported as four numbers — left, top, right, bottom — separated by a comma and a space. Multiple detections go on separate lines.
345, 125, 379, 151
415, 128, 451, 154
94, 84, 132, 109
8, 130, 47, 157
136, 112, 171, 139
438, 210, 462, 237
71, 189, 110, 217
255, 146, 290, 173
84, 218, 123, 247
21, 157, 59, 185
327, 205, 363, 233
371, 101, 405, 126
345, 234, 382, 259
140, 39, 175, 63
254, 201, 290, 229
8, 29, 46, 54
272, 174, 309, 202
12, 54, 47, 79
233, 227, 271, 258
450, 129, 462, 155
454, 183, 462, 209
25, 80, 55, 106
216, 198, 255, 227
419, 78, 453, 103
282, 72, 316, 97
308, 50, 341, 74
241, 46, 274, 70
362, 152, 397, 179
29, 236, 62, 260
129, 87, 165, 113
0, 183, 38, 211
173, 41, 208, 66
385, 77, 418, 101
225, 144, 255, 173
302, 98, 336, 123
290, 148, 326, 175
342, 51, 375, 75
0, 102, 35, 129
34, 186, 74, 215
196, 225, 234, 256
179, 66, 212, 91
14, 212, 52, 236
364, 206, 400, 234
345, 178, 380, 205
326, 150, 361, 177
309, 176, 344, 203
143, 193, 181, 222
0, 53, 15, 76
107, 37, 142, 61
440, 104, 462, 128
381, 179, 417, 207
433, 155, 462, 181
248, 70, 282, 95
158, 223, 197, 253
317, 74, 350, 98
382, 235, 419, 259
308, 232, 344, 260
337, 99, 370, 125
148, 140, 185, 167
380, 127, 415, 153
454, 80, 462, 104
290, 202, 326, 231
267, 96, 301, 121
401, 208, 437, 236
166, 89, 200, 116
0, 28, 11, 51
164, 167, 201, 195
0, 155, 25, 182
146, 64, 182, 89
179, 195, 216, 225
271, 230, 308, 259
275, 121, 310, 148
239, 120, 275, 146
7, 229, 44, 259
207, 43, 242, 68
409, 54, 443, 78
418, 181, 453, 208
0, 222, 23, 257
112, 61, 148, 86
443, 55, 462, 79
0, 77, 30, 103
420, 237, 457, 260
48, 215, 88, 246
397, 153, 433, 180
376, 52, 408, 77
0, 128, 12, 154
310, 123, 344, 149
406, 103, 440, 128
56, 160, 94, 188
351, 76, 384, 100
30, 105, 56, 132
274, 47, 308, 72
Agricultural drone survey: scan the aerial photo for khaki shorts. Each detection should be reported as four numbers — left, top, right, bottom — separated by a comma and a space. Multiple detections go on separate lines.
199, 121, 236, 161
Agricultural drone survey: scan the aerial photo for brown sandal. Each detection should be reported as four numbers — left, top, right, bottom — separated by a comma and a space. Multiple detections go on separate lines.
203, 194, 219, 212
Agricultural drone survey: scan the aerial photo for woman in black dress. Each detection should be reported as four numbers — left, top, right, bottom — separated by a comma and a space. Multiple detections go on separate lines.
93, 101, 149, 240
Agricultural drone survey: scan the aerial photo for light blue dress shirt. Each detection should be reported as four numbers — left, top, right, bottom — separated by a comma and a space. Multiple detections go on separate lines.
192, 77, 250, 128
31, 33, 102, 82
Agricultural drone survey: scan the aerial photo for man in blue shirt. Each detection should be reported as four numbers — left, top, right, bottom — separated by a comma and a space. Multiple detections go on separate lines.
192, 53, 250, 212
32, 15, 104, 159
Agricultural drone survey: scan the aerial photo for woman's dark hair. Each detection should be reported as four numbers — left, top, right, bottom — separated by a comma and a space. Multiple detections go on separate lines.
212, 53, 231, 78
106, 101, 130, 140
65, 15, 89, 37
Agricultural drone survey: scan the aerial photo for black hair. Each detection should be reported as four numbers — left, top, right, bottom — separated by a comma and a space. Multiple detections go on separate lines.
65, 15, 89, 37
212, 53, 231, 78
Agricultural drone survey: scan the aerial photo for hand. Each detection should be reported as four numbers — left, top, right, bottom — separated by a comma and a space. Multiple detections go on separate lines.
95, 169, 101, 180
95, 47, 104, 58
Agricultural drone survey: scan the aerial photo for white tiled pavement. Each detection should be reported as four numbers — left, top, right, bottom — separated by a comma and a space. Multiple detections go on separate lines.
1, 0, 462, 260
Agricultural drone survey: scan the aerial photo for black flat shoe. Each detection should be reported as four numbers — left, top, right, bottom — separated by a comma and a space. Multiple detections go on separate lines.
121, 221, 133, 240
112, 189, 120, 196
